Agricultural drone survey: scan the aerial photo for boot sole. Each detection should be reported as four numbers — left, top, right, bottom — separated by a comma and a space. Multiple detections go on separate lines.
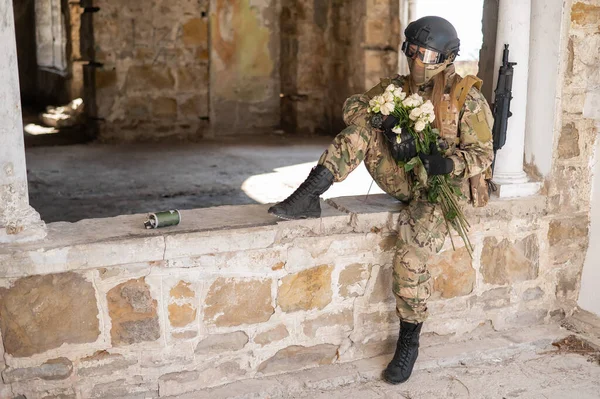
382, 371, 410, 385
268, 210, 320, 220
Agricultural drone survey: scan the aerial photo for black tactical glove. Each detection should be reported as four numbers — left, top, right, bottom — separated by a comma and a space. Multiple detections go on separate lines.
420, 143, 454, 175
381, 116, 418, 162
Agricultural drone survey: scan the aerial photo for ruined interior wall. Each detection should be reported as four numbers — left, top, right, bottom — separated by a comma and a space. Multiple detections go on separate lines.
0, 194, 578, 398
280, 0, 398, 135
92, 0, 210, 141
209, 0, 281, 136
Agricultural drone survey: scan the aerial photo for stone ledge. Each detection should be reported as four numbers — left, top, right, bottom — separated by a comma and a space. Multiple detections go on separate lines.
0, 194, 547, 278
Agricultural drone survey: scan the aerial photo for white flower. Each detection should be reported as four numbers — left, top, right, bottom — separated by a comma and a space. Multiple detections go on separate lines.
420, 112, 435, 123
369, 95, 385, 113
385, 84, 397, 92
383, 91, 394, 103
409, 107, 423, 121
396, 135, 403, 144
380, 102, 395, 115
414, 119, 426, 132
402, 93, 424, 108
393, 88, 406, 100
421, 100, 434, 114
410, 93, 424, 106
392, 125, 402, 134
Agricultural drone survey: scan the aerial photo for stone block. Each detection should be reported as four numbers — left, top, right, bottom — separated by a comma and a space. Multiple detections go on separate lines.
0, 272, 99, 357
522, 287, 544, 302
558, 123, 580, 159
338, 263, 371, 298
182, 17, 209, 46
95, 68, 117, 90
152, 97, 178, 118
90, 377, 157, 398
107, 278, 160, 346
180, 95, 209, 118
173, 331, 198, 340
548, 217, 589, 246
254, 325, 290, 346
278, 265, 333, 312
204, 278, 274, 327
303, 309, 354, 338
164, 228, 276, 259
571, 2, 600, 26
140, 344, 195, 368
2, 357, 72, 383
368, 266, 395, 304
158, 362, 245, 396
358, 310, 398, 328
258, 344, 339, 375
125, 65, 175, 91
469, 287, 511, 310
170, 280, 195, 299
195, 331, 249, 355
123, 96, 152, 119
176, 66, 209, 91
168, 303, 197, 327
430, 247, 475, 299
77, 351, 137, 377
481, 235, 539, 285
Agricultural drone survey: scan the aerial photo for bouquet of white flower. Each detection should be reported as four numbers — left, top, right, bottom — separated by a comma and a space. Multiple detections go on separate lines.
368, 84, 473, 256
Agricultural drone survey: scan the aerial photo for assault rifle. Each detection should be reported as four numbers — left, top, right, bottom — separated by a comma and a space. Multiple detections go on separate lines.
491, 44, 516, 173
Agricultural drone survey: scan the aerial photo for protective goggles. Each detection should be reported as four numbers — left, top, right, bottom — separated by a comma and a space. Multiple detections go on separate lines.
401, 42, 448, 64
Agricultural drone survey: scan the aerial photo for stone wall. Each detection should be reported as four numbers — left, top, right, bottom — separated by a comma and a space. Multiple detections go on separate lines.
91, 0, 211, 141
552, 0, 600, 307
89, 0, 399, 140
280, 0, 399, 135
210, 0, 281, 135
0, 194, 580, 398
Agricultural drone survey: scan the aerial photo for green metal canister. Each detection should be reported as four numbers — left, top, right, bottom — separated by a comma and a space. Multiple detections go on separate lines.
144, 210, 181, 229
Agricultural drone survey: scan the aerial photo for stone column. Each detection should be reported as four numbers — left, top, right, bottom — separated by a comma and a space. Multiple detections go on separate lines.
0, 0, 46, 243
491, 0, 541, 197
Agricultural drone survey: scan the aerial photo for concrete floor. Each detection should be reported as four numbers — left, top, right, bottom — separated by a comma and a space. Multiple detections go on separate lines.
25, 136, 385, 223
170, 316, 600, 399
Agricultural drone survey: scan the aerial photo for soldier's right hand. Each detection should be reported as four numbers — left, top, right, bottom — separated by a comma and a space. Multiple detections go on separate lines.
390, 131, 418, 162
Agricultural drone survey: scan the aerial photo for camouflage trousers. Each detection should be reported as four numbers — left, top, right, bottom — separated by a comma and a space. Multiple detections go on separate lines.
319, 125, 448, 323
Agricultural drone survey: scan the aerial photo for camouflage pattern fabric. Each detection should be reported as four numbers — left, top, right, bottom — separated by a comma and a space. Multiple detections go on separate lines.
393, 200, 447, 323
449, 87, 494, 179
318, 65, 494, 323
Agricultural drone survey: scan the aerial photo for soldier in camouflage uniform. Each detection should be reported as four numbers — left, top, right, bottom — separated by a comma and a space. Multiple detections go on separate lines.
268, 16, 494, 384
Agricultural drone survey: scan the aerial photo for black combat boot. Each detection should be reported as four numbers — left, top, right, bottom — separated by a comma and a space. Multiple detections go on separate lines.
383, 321, 423, 384
268, 165, 334, 220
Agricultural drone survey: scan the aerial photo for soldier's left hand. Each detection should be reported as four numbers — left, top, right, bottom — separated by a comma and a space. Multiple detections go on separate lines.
420, 143, 454, 175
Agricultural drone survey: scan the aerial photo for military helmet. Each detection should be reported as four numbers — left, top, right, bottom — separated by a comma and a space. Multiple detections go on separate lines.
402, 16, 460, 64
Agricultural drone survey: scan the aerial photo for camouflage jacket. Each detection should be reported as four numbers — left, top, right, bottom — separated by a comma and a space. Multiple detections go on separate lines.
342, 65, 494, 182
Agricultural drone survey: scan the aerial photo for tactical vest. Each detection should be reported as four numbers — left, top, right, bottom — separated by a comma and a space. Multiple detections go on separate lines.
442, 75, 491, 208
